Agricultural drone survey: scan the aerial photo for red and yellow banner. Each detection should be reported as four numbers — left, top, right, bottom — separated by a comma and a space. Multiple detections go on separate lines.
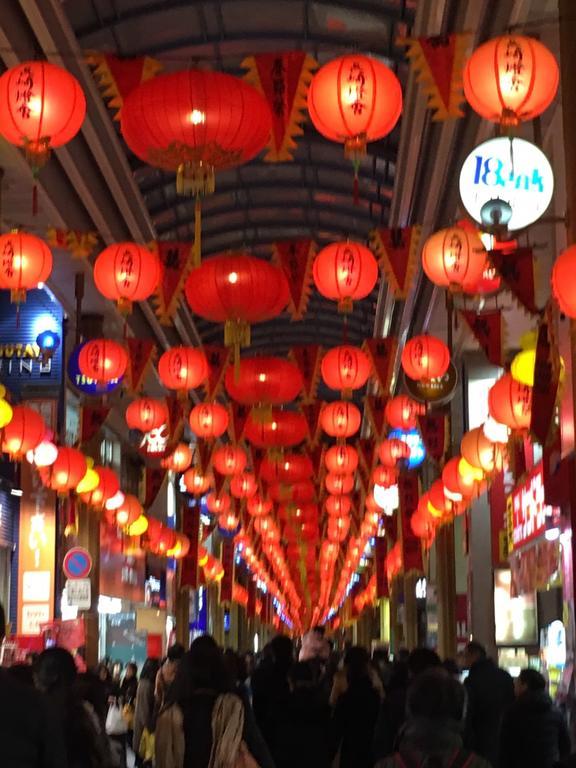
125, 338, 156, 394
150, 241, 194, 325
86, 52, 162, 120
46, 227, 98, 260
273, 240, 316, 320
460, 310, 504, 367
490, 246, 540, 315
370, 227, 421, 299
363, 337, 398, 395
417, 412, 448, 463
290, 345, 323, 403
203, 345, 231, 399
398, 473, 423, 573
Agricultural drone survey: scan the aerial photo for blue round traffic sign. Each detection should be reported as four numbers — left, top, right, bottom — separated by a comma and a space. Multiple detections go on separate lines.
63, 547, 92, 579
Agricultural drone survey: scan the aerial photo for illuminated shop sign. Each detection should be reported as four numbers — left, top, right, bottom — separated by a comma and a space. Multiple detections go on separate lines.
508, 462, 556, 550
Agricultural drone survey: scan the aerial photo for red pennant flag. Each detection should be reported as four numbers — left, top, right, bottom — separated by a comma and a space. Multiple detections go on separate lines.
195, 442, 211, 474
306, 444, 325, 476
165, 395, 185, 443
203, 346, 231, 399
489, 471, 509, 568
375, 536, 389, 599
81, 405, 110, 443
273, 240, 316, 320
490, 247, 539, 315
290, 345, 322, 403
180, 506, 200, 589
370, 227, 421, 299
530, 316, 560, 445
126, 338, 156, 394
510, 435, 527, 483
86, 53, 162, 120
242, 52, 317, 161
418, 413, 448, 462
219, 538, 236, 605
398, 473, 423, 573
357, 438, 376, 474
301, 402, 322, 445
144, 467, 167, 508
399, 34, 471, 120
230, 403, 251, 443
364, 395, 388, 439
363, 338, 398, 395
460, 310, 503, 367
151, 241, 194, 325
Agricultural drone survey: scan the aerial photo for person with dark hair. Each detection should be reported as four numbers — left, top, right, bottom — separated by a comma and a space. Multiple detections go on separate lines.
373, 646, 442, 761
463, 640, 514, 767
34, 647, 112, 768
499, 668, 570, 768
156, 642, 186, 712
251, 633, 294, 758
329, 646, 380, 768
376, 668, 491, 768
154, 634, 274, 768
133, 657, 160, 767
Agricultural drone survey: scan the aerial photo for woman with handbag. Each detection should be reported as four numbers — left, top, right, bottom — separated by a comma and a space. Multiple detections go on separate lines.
133, 658, 161, 767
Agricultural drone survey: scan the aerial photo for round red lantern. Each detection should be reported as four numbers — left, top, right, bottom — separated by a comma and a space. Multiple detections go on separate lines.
78, 339, 128, 384
218, 511, 241, 535
411, 508, 436, 540
244, 409, 308, 448
212, 445, 247, 476
154, 526, 177, 555
312, 241, 379, 312
2, 405, 45, 458
115, 494, 143, 528
93, 242, 162, 314
325, 472, 355, 495
189, 402, 229, 440
428, 479, 451, 519
377, 438, 411, 467
461, 427, 504, 474
0, 232, 53, 303
385, 396, 424, 430
463, 35, 558, 126
158, 347, 209, 392
247, 495, 272, 518
442, 457, 474, 502
372, 465, 398, 487
80, 466, 120, 509
126, 397, 168, 432
325, 494, 352, 517
325, 443, 359, 474
225, 356, 303, 405
230, 472, 258, 499
182, 468, 212, 495
0, 61, 86, 165
401, 335, 450, 382
259, 454, 313, 484
268, 481, 315, 503
162, 443, 193, 472
422, 227, 486, 291
552, 246, 576, 318
320, 401, 362, 438
308, 55, 402, 154
488, 374, 532, 430
321, 345, 371, 394
327, 515, 350, 543
206, 491, 232, 515
45, 447, 87, 493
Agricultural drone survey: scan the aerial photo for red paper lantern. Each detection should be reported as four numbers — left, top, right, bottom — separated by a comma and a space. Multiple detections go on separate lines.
259, 454, 313, 484
312, 241, 379, 312
153, 526, 177, 555
212, 445, 247, 476
206, 491, 232, 515
308, 55, 402, 154
325, 472, 354, 495
126, 398, 168, 432
162, 443, 193, 472
247, 495, 273, 518
442, 457, 474, 502
80, 466, 120, 509
93, 242, 162, 313
45, 447, 87, 493
377, 439, 411, 467
218, 511, 241, 534
115, 494, 143, 528
268, 481, 315, 503
552, 246, 576, 318
0, 232, 53, 302
325, 444, 359, 474
189, 402, 229, 440
411, 508, 436, 540
461, 427, 504, 474
244, 409, 308, 448
0, 61, 86, 164
320, 401, 362, 438
78, 339, 128, 384
385, 396, 424, 430
182, 468, 212, 495
422, 227, 486, 291
158, 347, 209, 392
225, 356, 303, 405
372, 465, 398, 487
230, 472, 258, 499
463, 35, 558, 126
488, 374, 532, 430
401, 335, 450, 382
428, 479, 451, 518
2, 405, 45, 458
321, 345, 371, 394
325, 494, 352, 517
327, 515, 350, 543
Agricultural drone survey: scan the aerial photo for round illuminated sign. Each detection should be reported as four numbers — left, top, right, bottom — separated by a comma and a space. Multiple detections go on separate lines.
459, 136, 553, 232
404, 362, 458, 405
67, 342, 123, 396
388, 428, 426, 469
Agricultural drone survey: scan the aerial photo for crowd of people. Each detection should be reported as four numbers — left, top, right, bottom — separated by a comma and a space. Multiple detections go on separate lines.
0, 600, 574, 768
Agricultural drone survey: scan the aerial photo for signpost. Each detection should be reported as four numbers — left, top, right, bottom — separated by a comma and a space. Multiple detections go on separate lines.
63, 547, 93, 580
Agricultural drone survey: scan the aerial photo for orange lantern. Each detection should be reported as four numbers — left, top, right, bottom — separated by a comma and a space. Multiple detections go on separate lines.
422, 227, 486, 291
442, 456, 474, 502
78, 339, 128, 384
321, 345, 371, 394
230, 472, 258, 499
80, 466, 120, 509
401, 335, 450, 382
552, 246, 576, 318
162, 443, 193, 472
182, 468, 212, 495
218, 510, 241, 534
327, 515, 350, 543
461, 427, 504, 474
0, 232, 53, 303
385, 396, 424, 430
259, 454, 313, 484
158, 347, 209, 392
488, 374, 532, 430
320, 401, 362, 438
225, 356, 303, 405
244, 409, 308, 448
325, 443, 359, 474
115, 494, 143, 528
0, 61, 86, 166
189, 402, 229, 440
2, 405, 45, 459
206, 491, 232, 515
372, 465, 398, 487
94, 242, 162, 314
126, 398, 168, 432
247, 495, 272, 518
212, 445, 247, 476
325, 472, 355, 495
44, 447, 87, 493
463, 35, 559, 126
312, 241, 379, 312
325, 494, 351, 517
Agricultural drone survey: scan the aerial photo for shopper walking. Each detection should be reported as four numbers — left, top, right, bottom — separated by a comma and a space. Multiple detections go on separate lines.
133, 658, 160, 767
251, 634, 294, 758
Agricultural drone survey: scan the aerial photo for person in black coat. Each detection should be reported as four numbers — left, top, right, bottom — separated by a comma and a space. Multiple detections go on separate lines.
500, 668, 570, 768
463, 641, 515, 768
329, 646, 381, 768
251, 634, 294, 758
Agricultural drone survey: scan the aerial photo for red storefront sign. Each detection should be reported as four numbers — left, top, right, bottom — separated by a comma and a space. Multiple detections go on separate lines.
509, 462, 554, 550
219, 538, 235, 605
180, 506, 200, 589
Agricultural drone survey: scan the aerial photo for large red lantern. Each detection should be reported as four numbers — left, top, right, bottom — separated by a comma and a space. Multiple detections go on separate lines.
182, 468, 212, 495
552, 246, 576, 318
2, 405, 45, 458
385, 396, 425, 430
320, 401, 362, 438
325, 444, 358, 474
259, 454, 313, 484
325, 473, 354, 495
321, 345, 371, 394
244, 409, 308, 448
162, 443, 193, 472
44, 447, 87, 493
93, 242, 162, 314
189, 402, 229, 440
463, 35, 558, 126
312, 241, 379, 312
422, 227, 486, 291
0, 232, 53, 302
401, 335, 450, 382
158, 347, 209, 392
230, 473, 258, 500
212, 445, 247, 476
78, 339, 128, 384
225, 356, 303, 405
80, 466, 120, 509
126, 398, 168, 432
0, 61, 86, 166
325, 494, 352, 517
268, 481, 315, 503
488, 374, 532, 430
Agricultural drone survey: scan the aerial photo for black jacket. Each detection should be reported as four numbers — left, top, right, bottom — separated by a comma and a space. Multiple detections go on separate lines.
500, 690, 571, 768
464, 658, 515, 767
329, 677, 380, 768
274, 686, 331, 768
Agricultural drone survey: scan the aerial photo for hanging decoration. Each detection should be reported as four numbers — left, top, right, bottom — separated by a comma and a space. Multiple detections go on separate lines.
165, 395, 186, 444
46, 227, 98, 260
86, 52, 162, 120
460, 310, 503, 367
2, 405, 45, 458
312, 241, 379, 312
417, 413, 448, 463
398, 473, 423, 573
81, 404, 111, 443
321, 345, 372, 396
401, 334, 450, 382
273, 240, 316, 320
126, 397, 168, 433
144, 467, 167, 508
229, 403, 251, 443
125, 338, 156, 394
489, 246, 539, 315
242, 51, 317, 161
301, 402, 323, 446
320, 401, 362, 438
363, 337, 398, 395
224, 356, 303, 408
244, 409, 308, 448
370, 226, 421, 299
219, 538, 236, 603
0, 231, 53, 303
530, 313, 561, 445
422, 226, 486, 291
399, 34, 471, 120
189, 402, 229, 440
386, 396, 425, 430
552, 245, 576, 317
488, 374, 533, 431
290, 345, 323, 404
364, 395, 388, 440
203, 346, 231, 399
158, 347, 209, 393
93, 242, 162, 314
151, 241, 194, 325
78, 339, 128, 384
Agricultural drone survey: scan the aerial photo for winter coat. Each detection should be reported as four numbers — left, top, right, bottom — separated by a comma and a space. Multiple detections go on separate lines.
329, 676, 380, 768
499, 690, 571, 768
273, 686, 331, 768
133, 678, 156, 754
